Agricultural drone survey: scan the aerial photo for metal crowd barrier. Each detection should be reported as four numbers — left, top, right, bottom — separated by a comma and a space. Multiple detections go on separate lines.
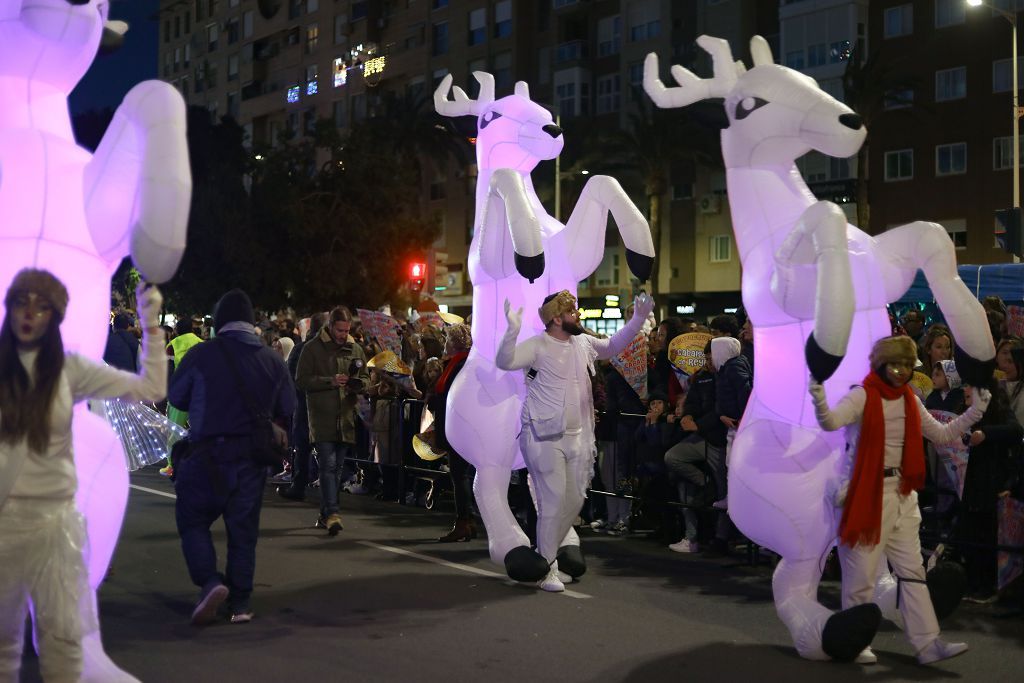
329, 397, 1023, 563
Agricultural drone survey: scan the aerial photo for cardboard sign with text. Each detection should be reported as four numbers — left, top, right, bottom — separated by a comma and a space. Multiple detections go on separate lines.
611, 332, 648, 401
357, 309, 402, 357
669, 332, 713, 377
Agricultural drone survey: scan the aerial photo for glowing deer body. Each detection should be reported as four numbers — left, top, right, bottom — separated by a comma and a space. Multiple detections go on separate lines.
435, 73, 654, 581
0, 2, 190, 679
645, 36, 993, 660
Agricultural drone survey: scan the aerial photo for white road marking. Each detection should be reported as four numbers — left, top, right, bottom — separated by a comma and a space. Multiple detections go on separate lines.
128, 484, 593, 599
357, 540, 593, 600
129, 484, 177, 500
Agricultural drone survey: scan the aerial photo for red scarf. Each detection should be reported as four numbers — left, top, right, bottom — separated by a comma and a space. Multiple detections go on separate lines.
838, 372, 925, 548
435, 352, 469, 394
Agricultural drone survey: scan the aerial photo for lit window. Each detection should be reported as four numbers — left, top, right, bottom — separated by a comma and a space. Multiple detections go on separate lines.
333, 58, 348, 87
709, 235, 731, 263
287, 85, 301, 103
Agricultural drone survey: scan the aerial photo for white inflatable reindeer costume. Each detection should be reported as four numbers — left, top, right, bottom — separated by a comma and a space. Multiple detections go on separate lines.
434, 72, 654, 582
0, 1, 190, 679
645, 36, 993, 660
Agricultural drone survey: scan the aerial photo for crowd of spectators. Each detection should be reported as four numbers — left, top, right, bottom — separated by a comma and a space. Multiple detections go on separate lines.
103, 292, 1024, 608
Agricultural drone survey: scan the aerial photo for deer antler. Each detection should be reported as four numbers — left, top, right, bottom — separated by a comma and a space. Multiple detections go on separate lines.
434, 71, 496, 117
644, 35, 739, 109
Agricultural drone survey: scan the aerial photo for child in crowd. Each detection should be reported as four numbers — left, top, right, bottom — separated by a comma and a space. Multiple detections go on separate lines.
925, 360, 965, 414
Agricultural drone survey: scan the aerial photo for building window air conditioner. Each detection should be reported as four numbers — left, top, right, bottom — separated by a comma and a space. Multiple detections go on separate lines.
699, 194, 721, 214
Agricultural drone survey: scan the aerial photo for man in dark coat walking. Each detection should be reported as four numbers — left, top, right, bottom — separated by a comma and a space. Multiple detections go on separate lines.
169, 289, 295, 625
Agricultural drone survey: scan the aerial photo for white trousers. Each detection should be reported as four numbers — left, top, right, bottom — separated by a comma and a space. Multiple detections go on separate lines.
838, 479, 939, 653
520, 426, 592, 563
0, 497, 95, 683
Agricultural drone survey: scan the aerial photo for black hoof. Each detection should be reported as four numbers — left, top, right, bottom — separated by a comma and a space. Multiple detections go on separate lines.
556, 545, 586, 578
504, 546, 549, 582
953, 345, 996, 389
821, 603, 881, 662
928, 562, 967, 621
805, 333, 844, 383
514, 253, 545, 284
625, 249, 654, 283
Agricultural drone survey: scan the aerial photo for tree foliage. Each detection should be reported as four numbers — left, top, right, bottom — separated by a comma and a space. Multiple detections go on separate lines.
161, 107, 446, 316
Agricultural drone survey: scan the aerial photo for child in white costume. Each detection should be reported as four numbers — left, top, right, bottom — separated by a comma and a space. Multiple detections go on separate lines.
0, 270, 165, 682
497, 290, 654, 592
809, 335, 988, 666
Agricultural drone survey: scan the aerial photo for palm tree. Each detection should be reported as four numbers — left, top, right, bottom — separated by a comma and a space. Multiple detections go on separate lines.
569, 100, 723, 301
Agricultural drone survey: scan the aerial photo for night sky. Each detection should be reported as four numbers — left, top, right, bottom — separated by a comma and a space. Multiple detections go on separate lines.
70, 0, 161, 115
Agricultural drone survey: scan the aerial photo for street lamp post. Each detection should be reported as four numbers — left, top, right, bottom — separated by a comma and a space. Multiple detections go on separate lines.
969, 0, 1022, 210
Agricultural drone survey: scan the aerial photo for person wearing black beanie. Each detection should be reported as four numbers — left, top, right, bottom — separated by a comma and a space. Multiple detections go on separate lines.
213, 289, 255, 332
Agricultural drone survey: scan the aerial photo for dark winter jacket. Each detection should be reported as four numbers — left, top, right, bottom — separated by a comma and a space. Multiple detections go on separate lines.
427, 354, 467, 453
683, 368, 728, 448
715, 354, 753, 422
604, 365, 646, 435
925, 387, 966, 415
103, 329, 140, 372
168, 331, 295, 444
963, 408, 1022, 513
288, 337, 308, 442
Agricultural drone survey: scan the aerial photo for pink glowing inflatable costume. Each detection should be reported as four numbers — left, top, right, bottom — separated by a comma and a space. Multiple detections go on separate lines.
434, 73, 654, 581
645, 36, 993, 660
0, 1, 190, 679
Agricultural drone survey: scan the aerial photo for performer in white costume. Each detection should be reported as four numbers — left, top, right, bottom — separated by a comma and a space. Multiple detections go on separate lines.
0, 3, 190, 679
644, 36, 994, 661
0, 272, 165, 683
810, 336, 988, 665
496, 290, 654, 591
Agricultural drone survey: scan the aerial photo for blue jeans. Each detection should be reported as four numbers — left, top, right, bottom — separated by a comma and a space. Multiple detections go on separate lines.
314, 441, 355, 516
174, 441, 265, 612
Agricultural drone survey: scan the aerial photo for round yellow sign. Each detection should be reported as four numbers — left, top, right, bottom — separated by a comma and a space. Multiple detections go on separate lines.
668, 332, 713, 376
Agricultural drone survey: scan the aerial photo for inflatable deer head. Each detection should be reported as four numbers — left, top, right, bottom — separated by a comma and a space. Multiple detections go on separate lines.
435, 72, 563, 173
645, 35, 865, 170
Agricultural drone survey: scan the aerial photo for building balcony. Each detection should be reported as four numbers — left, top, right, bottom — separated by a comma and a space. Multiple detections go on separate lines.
554, 39, 586, 64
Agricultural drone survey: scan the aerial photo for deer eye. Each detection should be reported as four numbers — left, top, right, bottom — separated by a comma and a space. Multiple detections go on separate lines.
735, 97, 769, 120
480, 110, 503, 129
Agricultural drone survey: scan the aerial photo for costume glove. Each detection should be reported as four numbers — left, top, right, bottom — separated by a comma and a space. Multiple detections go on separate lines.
135, 282, 163, 329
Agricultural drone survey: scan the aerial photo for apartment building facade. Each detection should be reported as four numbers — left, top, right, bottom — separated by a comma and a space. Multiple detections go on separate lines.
157, 1, 788, 321
865, 0, 1018, 264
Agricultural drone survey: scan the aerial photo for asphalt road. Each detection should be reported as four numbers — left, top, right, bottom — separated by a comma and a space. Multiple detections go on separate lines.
21, 469, 1024, 682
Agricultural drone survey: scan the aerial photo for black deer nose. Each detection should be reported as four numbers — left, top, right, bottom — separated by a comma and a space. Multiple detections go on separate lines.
542, 124, 563, 138
838, 113, 862, 130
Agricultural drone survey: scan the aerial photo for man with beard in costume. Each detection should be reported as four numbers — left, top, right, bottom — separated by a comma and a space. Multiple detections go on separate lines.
497, 290, 654, 592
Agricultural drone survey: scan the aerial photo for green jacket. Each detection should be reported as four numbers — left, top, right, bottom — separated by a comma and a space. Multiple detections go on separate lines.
295, 326, 369, 443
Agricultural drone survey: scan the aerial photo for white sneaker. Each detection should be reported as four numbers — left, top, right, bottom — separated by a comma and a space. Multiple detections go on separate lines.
346, 483, 369, 495
557, 570, 573, 584
668, 539, 699, 553
854, 647, 877, 665
589, 519, 607, 531
917, 638, 968, 665
538, 566, 565, 593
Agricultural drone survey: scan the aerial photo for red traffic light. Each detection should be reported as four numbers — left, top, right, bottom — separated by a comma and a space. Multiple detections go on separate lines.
410, 262, 426, 279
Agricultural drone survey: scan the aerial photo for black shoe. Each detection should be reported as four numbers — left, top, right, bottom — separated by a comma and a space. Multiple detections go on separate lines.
278, 485, 305, 502
314, 516, 327, 529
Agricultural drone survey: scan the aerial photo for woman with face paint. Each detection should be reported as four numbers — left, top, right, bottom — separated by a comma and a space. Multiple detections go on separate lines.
0, 270, 166, 682
809, 335, 991, 666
